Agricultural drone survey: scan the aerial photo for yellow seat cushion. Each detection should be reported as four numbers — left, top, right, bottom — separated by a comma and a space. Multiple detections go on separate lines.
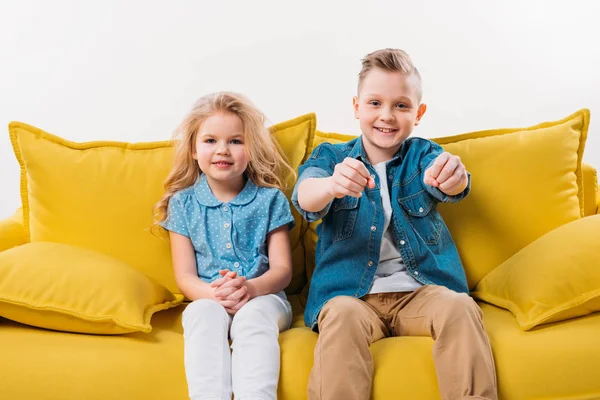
481, 303, 600, 400
0, 242, 184, 334
0, 305, 188, 400
9, 114, 315, 295
472, 215, 600, 330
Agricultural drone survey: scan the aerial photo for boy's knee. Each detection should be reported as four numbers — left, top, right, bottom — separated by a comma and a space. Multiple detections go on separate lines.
182, 299, 228, 326
319, 296, 364, 325
437, 292, 482, 324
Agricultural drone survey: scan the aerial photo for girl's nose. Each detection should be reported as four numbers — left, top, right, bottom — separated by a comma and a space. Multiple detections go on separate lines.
216, 143, 230, 155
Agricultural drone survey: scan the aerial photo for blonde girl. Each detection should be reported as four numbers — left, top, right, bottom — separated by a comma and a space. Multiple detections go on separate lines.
154, 92, 296, 400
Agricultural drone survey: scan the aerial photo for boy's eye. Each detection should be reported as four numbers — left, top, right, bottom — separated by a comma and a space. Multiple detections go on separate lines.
230, 139, 243, 145
369, 101, 380, 106
396, 103, 408, 109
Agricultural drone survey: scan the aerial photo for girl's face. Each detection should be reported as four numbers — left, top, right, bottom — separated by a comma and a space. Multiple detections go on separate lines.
193, 110, 249, 188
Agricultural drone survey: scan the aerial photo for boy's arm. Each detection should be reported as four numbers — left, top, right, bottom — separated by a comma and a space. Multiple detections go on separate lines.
421, 142, 471, 203
293, 158, 375, 221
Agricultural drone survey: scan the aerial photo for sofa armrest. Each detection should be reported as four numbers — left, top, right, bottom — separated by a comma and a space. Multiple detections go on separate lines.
0, 207, 27, 252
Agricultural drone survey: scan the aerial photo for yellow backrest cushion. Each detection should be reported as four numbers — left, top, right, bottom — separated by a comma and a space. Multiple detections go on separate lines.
435, 109, 588, 288
9, 114, 315, 295
582, 163, 599, 217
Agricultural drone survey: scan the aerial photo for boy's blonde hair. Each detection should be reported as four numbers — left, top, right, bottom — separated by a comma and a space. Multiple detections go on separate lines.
153, 91, 295, 227
358, 48, 423, 102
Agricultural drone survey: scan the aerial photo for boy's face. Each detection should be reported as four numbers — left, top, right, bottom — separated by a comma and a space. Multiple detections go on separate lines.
353, 68, 427, 164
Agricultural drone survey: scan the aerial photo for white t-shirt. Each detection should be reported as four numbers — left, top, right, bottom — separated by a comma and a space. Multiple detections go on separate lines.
368, 161, 423, 294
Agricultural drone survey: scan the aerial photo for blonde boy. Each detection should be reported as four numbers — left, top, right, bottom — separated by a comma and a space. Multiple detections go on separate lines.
292, 49, 497, 400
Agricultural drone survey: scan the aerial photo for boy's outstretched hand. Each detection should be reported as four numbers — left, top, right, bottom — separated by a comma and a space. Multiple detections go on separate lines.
328, 157, 376, 198
424, 152, 468, 196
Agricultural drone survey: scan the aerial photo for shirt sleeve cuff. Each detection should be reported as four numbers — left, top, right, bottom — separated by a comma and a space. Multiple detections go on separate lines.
159, 221, 190, 238
291, 167, 334, 222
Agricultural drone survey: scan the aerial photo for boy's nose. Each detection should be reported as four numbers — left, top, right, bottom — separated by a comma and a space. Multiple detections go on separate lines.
379, 110, 395, 122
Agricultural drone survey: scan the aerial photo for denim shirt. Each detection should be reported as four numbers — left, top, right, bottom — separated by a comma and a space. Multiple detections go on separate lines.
161, 174, 295, 283
291, 137, 471, 329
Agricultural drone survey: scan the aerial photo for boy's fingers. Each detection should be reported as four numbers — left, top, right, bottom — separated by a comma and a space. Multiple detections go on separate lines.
436, 157, 461, 184
337, 174, 366, 193
428, 152, 451, 180
423, 168, 439, 187
439, 170, 465, 191
343, 158, 371, 180
337, 163, 367, 187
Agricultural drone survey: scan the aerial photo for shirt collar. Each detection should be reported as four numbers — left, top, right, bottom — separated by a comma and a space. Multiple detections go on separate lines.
193, 174, 258, 207
347, 136, 404, 166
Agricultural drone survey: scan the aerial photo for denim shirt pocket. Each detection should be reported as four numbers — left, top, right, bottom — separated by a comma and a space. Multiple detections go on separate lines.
331, 195, 360, 243
398, 190, 443, 245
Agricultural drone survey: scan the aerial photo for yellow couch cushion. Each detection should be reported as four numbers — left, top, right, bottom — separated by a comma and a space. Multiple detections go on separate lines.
9, 114, 315, 295
472, 215, 600, 330
481, 303, 600, 400
0, 305, 188, 399
0, 242, 184, 334
435, 109, 589, 288
582, 163, 599, 216
0, 207, 26, 252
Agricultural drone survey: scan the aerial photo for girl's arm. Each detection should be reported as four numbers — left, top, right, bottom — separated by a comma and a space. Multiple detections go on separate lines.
169, 231, 216, 301
246, 225, 293, 298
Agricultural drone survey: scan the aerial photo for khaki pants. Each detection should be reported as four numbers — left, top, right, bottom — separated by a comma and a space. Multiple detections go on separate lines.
308, 285, 498, 400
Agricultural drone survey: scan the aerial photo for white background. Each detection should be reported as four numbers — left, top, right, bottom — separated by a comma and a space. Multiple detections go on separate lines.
1, 0, 599, 218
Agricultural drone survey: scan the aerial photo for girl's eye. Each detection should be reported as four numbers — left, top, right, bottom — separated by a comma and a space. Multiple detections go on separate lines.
231, 139, 243, 145
205, 139, 216, 143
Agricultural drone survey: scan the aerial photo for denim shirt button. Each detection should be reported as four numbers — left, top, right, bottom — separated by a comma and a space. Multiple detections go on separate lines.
413, 270, 419, 276
367, 261, 374, 267
418, 207, 424, 213
400, 240, 406, 245
371, 226, 376, 231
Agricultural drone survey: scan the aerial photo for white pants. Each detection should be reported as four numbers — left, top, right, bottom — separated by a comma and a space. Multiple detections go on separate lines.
182, 294, 293, 400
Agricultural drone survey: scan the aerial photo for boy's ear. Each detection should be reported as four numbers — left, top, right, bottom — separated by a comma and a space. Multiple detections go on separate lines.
414, 103, 427, 126
353, 96, 360, 119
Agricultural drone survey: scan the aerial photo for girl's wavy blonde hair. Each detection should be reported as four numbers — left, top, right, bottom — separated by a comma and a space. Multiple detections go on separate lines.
153, 91, 295, 229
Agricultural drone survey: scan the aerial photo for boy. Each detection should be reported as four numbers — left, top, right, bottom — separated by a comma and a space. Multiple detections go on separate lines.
291, 49, 497, 400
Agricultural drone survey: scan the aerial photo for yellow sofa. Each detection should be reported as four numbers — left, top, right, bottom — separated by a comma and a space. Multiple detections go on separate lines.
1, 110, 600, 400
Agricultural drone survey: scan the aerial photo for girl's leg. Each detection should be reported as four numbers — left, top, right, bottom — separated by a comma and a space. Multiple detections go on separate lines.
229, 294, 292, 400
182, 299, 233, 400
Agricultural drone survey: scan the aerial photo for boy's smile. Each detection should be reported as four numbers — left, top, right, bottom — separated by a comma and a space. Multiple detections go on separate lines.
353, 68, 427, 165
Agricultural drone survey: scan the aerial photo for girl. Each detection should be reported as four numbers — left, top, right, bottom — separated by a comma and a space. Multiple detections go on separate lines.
154, 92, 296, 400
